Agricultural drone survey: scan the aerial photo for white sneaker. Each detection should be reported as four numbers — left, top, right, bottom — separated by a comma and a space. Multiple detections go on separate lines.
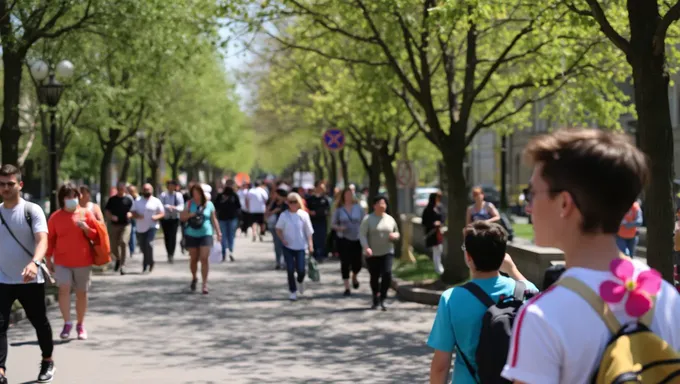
299, 282, 305, 295
289, 292, 297, 301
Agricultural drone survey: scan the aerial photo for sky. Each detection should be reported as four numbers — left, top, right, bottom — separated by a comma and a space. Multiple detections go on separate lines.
219, 26, 256, 110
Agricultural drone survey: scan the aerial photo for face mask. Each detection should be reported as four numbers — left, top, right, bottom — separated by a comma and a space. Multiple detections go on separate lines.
142, 192, 152, 198
65, 198, 79, 210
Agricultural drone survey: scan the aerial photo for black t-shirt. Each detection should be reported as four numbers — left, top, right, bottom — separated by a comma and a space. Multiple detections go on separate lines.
105, 195, 134, 225
305, 194, 330, 224
214, 192, 241, 220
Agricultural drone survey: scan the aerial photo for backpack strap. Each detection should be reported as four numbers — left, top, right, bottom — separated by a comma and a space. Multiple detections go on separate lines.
461, 282, 496, 308
513, 280, 526, 301
454, 343, 480, 384
24, 203, 33, 230
558, 277, 621, 334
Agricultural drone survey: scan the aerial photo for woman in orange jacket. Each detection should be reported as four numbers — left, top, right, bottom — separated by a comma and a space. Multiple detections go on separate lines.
46, 184, 98, 341
616, 200, 643, 257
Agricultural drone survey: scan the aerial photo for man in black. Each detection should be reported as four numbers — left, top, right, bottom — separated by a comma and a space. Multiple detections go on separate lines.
306, 181, 331, 262
104, 182, 134, 274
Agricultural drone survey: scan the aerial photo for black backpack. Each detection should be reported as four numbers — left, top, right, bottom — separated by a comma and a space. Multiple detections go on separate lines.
455, 281, 526, 384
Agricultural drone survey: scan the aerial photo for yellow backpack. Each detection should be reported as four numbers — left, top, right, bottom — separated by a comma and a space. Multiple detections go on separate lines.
558, 277, 680, 384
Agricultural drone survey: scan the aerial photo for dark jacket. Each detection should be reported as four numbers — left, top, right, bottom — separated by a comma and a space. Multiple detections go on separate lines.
214, 191, 241, 220
422, 204, 444, 248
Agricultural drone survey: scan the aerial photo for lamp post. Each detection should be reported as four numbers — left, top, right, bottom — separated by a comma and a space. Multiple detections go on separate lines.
30, 60, 74, 215
137, 130, 146, 184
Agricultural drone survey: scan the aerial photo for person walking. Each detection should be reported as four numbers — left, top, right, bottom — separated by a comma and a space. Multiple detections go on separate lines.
214, 180, 240, 262
181, 184, 221, 294
105, 182, 134, 274
46, 184, 98, 342
275, 192, 314, 301
266, 188, 288, 269
0, 164, 55, 383
160, 180, 184, 264
130, 184, 164, 273
78, 185, 104, 222
331, 187, 365, 296
306, 181, 331, 262
237, 182, 251, 238
616, 199, 643, 257
246, 181, 269, 242
360, 195, 400, 310
422, 192, 445, 275
127, 185, 140, 256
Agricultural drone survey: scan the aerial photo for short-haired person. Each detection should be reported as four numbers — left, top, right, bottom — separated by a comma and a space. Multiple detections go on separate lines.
428, 222, 538, 383
502, 128, 680, 383
130, 184, 165, 273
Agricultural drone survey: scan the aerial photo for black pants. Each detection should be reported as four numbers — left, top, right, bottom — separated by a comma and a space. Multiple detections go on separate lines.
0, 283, 53, 370
137, 228, 157, 270
366, 253, 394, 300
338, 238, 362, 279
160, 219, 180, 260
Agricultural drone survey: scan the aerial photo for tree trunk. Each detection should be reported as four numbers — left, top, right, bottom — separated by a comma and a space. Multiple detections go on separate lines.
149, 162, 159, 195
339, 148, 349, 186
119, 143, 135, 183
368, 150, 381, 201
326, 150, 338, 194
1, 54, 23, 165
379, 144, 402, 250
441, 141, 471, 284
313, 151, 324, 182
99, 146, 115, 209
628, 3, 675, 282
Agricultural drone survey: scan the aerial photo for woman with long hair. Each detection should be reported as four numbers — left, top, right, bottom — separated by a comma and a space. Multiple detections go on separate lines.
180, 184, 221, 294
78, 185, 104, 222
331, 187, 365, 296
360, 195, 400, 310
46, 184, 98, 340
421, 192, 444, 275
214, 180, 241, 262
275, 192, 314, 301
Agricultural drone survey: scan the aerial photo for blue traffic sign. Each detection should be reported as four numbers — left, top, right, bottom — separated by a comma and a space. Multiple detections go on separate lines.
323, 128, 345, 151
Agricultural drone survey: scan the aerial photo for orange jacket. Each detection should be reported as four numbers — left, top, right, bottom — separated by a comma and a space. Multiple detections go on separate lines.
47, 208, 97, 268
618, 202, 642, 239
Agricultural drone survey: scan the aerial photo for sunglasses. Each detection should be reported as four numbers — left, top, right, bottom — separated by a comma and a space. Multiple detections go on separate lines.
0, 181, 17, 188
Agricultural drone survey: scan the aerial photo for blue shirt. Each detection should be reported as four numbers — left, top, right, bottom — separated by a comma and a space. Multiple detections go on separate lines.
184, 201, 215, 238
427, 276, 538, 384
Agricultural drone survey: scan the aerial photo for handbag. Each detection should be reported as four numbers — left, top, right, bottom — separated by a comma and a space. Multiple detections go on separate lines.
307, 254, 320, 282
0, 205, 55, 284
188, 201, 206, 229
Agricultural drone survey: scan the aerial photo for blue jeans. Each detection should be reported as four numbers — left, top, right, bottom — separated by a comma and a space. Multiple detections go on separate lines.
136, 227, 157, 270
282, 247, 306, 293
219, 218, 239, 256
616, 235, 638, 257
311, 221, 327, 261
129, 219, 137, 255
272, 228, 284, 266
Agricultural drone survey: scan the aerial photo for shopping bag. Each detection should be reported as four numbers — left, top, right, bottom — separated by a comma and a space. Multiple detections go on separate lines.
307, 255, 320, 282
209, 241, 223, 264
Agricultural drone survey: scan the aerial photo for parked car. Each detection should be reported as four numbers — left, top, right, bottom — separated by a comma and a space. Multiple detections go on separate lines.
414, 187, 440, 217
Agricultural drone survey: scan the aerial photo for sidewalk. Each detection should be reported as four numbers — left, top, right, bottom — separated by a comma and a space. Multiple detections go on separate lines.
5, 234, 437, 383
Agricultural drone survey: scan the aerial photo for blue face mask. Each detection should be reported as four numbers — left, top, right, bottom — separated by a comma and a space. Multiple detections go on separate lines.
64, 198, 79, 210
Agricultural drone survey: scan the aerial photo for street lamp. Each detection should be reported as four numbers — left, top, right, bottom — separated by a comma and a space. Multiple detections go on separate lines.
137, 130, 146, 184
30, 59, 74, 215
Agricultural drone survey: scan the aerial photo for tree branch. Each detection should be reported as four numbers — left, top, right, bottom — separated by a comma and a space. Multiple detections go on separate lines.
394, 10, 422, 85
655, 0, 680, 55
583, 0, 630, 55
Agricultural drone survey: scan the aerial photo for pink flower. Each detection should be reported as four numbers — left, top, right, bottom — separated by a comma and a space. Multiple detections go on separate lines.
599, 258, 662, 318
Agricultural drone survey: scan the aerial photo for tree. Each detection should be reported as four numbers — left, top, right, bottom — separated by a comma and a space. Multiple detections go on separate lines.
563, 0, 679, 283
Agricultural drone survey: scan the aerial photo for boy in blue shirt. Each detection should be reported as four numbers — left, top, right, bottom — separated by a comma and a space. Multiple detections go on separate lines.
427, 221, 538, 383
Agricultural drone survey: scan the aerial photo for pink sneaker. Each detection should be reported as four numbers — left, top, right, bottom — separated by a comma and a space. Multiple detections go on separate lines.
60, 323, 72, 340
76, 324, 87, 340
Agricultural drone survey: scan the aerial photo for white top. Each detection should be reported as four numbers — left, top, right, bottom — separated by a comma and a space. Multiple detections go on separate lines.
275, 210, 314, 251
246, 187, 269, 214
502, 259, 680, 384
130, 196, 164, 233
237, 189, 249, 213
0, 200, 48, 284
160, 191, 184, 219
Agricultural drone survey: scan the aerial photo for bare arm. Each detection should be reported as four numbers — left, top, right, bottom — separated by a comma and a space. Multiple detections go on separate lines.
429, 350, 452, 384
93, 205, 105, 222
33, 232, 48, 263
211, 208, 221, 240
486, 203, 501, 223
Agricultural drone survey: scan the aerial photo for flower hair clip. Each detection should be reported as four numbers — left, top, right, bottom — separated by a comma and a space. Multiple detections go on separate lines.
599, 258, 662, 318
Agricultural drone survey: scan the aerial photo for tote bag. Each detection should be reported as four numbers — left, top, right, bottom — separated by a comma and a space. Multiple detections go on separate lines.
209, 240, 222, 264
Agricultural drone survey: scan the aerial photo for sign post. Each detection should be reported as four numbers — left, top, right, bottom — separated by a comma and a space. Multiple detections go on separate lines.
396, 141, 416, 263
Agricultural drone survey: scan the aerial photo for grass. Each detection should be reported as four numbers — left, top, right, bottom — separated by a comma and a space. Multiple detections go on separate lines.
513, 223, 534, 240
393, 253, 439, 282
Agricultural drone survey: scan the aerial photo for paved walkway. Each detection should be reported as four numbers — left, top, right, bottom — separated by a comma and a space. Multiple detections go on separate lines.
6, 234, 437, 383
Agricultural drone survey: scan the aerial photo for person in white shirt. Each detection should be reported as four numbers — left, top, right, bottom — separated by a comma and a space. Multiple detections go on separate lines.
130, 184, 165, 273
159, 180, 184, 263
275, 192, 314, 301
237, 183, 250, 237
502, 128, 680, 384
246, 181, 269, 242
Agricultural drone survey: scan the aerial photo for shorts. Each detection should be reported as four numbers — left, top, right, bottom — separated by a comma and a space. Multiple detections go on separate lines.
185, 235, 213, 249
249, 213, 265, 225
54, 265, 92, 292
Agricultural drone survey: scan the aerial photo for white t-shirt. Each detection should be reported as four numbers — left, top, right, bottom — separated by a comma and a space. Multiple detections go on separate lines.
275, 210, 314, 251
502, 259, 680, 384
237, 189, 249, 213
0, 200, 48, 284
246, 187, 269, 214
131, 196, 164, 233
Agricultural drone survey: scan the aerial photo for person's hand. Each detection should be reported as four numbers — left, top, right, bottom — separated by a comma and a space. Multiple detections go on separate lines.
111, 216, 119, 223
166, 205, 175, 212
389, 232, 399, 241
336, 225, 346, 231
365, 248, 373, 257
308, 245, 314, 254
499, 253, 517, 275
281, 239, 289, 247
217, 233, 222, 243
76, 220, 89, 231
22, 262, 38, 283
309, 211, 316, 216
434, 221, 441, 227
